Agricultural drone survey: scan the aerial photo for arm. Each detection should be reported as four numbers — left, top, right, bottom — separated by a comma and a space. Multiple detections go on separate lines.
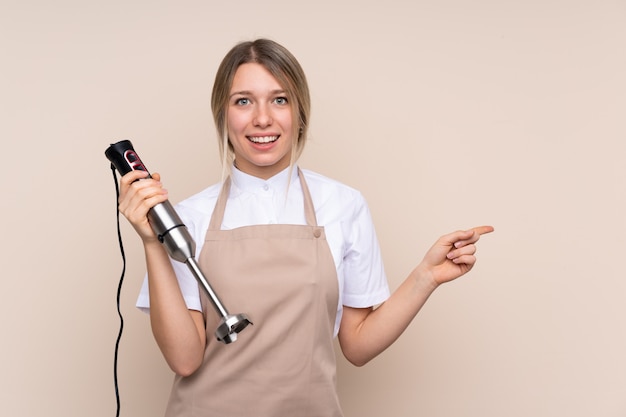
118, 170, 206, 376
338, 226, 494, 367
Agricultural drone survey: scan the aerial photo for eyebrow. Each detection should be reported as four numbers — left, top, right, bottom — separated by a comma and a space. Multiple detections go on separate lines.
229, 89, 286, 99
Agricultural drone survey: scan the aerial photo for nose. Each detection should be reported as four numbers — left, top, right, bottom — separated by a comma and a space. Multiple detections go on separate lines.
253, 103, 272, 127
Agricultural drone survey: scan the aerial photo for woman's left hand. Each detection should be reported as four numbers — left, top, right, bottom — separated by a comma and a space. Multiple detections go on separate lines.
419, 225, 494, 287
339, 225, 494, 366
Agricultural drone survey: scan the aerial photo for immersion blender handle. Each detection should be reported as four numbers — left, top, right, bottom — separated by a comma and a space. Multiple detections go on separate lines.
105, 140, 194, 264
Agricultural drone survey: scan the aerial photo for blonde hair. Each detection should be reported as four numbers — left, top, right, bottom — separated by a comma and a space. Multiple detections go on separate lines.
210, 39, 311, 178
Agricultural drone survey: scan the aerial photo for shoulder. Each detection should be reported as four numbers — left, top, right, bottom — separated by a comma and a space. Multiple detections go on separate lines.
301, 168, 363, 197
300, 169, 368, 217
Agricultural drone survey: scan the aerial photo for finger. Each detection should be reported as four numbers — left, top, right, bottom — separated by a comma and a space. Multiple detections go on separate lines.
128, 181, 168, 210
453, 225, 494, 248
119, 177, 158, 206
118, 176, 167, 214
120, 170, 151, 187
128, 192, 169, 220
120, 190, 169, 232
122, 172, 163, 196
447, 243, 477, 260
473, 225, 495, 236
450, 254, 477, 266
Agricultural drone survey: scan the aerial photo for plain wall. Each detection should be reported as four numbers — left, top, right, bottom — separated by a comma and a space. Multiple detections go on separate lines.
1, 1, 625, 416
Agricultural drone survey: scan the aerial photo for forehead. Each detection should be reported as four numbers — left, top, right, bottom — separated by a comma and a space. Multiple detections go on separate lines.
230, 63, 284, 92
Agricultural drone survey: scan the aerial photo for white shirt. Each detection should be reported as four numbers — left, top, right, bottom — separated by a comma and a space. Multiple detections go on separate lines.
136, 165, 390, 336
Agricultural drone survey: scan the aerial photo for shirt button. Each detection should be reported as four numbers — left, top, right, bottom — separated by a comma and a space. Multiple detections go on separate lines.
263, 184, 269, 191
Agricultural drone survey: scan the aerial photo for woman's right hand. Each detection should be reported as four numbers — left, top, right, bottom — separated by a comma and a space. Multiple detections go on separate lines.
117, 170, 169, 243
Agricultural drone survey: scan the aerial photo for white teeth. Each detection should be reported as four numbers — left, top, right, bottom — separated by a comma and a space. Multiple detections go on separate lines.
248, 135, 278, 144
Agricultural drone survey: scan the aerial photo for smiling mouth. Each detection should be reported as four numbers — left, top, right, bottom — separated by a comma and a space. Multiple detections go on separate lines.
247, 135, 278, 144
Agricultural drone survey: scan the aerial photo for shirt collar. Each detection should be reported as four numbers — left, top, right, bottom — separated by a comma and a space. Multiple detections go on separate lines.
230, 164, 299, 195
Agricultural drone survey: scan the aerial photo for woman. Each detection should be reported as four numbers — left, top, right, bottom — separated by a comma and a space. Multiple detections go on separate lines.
119, 38, 493, 416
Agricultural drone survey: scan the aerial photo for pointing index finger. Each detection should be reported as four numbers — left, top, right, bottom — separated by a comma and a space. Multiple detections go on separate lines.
472, 225, 495, 236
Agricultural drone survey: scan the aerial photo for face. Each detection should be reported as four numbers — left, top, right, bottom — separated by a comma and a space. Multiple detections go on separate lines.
227, 63, 294, 179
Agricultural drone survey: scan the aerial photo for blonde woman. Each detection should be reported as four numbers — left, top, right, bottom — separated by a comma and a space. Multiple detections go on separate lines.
118, 38, 493, 417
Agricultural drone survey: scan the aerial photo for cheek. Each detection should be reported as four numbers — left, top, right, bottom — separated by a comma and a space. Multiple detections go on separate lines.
226, 110, 247, 134
277, 112, 294, 135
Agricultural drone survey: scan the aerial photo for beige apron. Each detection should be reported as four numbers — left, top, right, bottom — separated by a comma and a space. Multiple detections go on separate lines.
165, 169, 342, 417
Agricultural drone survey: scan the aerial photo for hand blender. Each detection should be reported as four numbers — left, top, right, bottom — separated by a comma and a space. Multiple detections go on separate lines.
105, 140, 252, 343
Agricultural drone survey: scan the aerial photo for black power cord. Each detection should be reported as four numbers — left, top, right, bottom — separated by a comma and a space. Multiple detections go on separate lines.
110, 164, 126, 417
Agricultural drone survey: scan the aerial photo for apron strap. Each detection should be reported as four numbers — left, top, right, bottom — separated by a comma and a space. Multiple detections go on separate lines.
208, 167, 318, 231
208, 177, 231, 231
298, 168, 318, 227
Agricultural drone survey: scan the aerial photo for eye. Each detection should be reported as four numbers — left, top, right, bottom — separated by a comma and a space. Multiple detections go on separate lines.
273, 96, 288, 105
234, 97, 250, 106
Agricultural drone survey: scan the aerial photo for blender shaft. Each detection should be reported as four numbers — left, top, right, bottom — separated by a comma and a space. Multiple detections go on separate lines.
185, 257, 229, 319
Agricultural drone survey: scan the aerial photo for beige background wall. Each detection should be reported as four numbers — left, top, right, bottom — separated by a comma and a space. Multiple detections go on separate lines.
1, 1, 625, 416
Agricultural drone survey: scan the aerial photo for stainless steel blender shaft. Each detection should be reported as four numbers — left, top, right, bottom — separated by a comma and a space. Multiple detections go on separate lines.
184, 257, 252, 343
148, 199, 253, 345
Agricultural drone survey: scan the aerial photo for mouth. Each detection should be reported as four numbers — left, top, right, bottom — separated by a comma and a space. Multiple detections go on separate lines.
247, 135, 279, 144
